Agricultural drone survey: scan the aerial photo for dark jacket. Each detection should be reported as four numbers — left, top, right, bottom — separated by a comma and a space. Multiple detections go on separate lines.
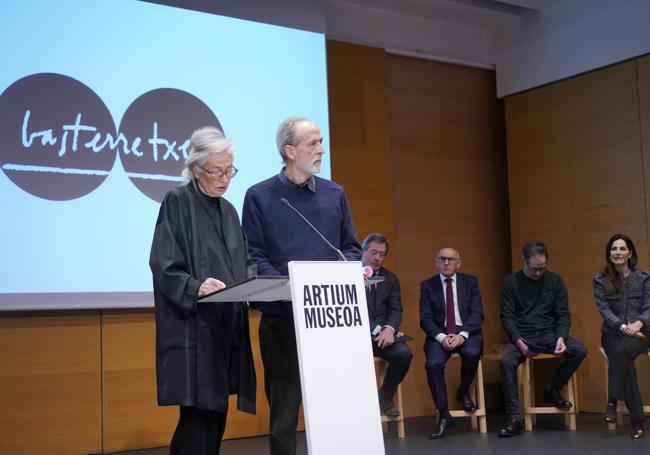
419, 272, 484, 340
593, 269, 650, 335
365, 267, 402, 335
149, 183, 256, 414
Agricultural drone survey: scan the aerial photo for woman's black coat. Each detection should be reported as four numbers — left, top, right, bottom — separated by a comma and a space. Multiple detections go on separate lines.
150, 183, 256, 414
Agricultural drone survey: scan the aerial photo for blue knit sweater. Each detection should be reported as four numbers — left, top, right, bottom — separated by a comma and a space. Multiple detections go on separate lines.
242, 171, 361, 315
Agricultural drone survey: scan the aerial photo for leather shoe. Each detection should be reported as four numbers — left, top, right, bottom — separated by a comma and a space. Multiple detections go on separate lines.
456, 390, 477, 412
429, 415, 456, 439
379, 397, 400, 416
542, 388, 572, 409
498, 416, 523, 437
605, 401, 617, 423
631, 423, 645, 439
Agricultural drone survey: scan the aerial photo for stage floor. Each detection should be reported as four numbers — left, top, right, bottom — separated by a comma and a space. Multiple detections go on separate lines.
110, 413, 649, 454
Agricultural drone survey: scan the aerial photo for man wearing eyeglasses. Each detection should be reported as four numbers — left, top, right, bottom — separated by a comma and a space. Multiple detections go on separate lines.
361, 233, 413, 417
497, 241, 587, 437
242, 116, 361, 455
419, 247, 484, 439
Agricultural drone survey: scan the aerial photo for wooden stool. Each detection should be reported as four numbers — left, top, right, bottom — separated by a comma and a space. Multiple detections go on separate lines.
600, 347, 650, 430
447, 354, 487, 433
519, 354, 578, 431
374, 357, 405, 438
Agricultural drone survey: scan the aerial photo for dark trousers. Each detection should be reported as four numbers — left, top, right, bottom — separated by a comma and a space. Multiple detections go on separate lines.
500, 331, 587, 417
373, 338, 413, 400
602, 332, 650, 424
424, 335, 483, 411
260, 313, 302, 455
169, 406, 227, 455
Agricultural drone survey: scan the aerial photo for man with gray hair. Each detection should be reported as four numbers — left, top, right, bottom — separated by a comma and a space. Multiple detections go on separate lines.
498, 241, 587, 437
242, 116, 361, 455
361, 233, 413, 417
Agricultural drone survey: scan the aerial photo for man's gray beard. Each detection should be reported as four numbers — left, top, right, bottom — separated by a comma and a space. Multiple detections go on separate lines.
297, 162, 321, 176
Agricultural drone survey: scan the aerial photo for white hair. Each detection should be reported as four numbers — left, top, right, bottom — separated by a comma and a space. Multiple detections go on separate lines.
181, 126, 235, 180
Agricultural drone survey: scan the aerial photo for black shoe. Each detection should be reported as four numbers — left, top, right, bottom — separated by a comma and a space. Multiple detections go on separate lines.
379, 396, 400, 416
605, 401, 617, 423
498, 416, 523, 437
542, 388, 572, 409
429, 415, 456, 439
631, 423, 645, 439
456, 390, 477, 412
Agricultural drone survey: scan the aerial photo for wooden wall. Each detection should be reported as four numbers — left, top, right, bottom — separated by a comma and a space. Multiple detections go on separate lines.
327, 40, 397, 269
386, 55, 510, 416
327, 40, 510, 418
505, 55, 650, 412
0, 309, 276, 454
0, 312, 102, 454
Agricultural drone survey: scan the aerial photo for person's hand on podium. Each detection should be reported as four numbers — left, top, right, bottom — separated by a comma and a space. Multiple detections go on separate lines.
198, 277, 226, 296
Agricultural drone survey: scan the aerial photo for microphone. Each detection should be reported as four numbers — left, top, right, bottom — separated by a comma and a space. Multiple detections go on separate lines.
280, 197, 347, 262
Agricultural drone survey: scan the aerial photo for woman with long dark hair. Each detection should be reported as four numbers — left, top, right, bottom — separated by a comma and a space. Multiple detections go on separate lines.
593, 234, 650, 439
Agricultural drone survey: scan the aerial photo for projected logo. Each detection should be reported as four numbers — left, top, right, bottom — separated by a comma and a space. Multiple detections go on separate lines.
0, 73, 222, 202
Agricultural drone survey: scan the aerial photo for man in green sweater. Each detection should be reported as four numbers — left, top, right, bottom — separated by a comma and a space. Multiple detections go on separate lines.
497, 242, 587, 437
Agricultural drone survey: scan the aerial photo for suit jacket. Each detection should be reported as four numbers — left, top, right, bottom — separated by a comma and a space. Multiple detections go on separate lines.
365, 267, 402, 335
419, 272, 484, 340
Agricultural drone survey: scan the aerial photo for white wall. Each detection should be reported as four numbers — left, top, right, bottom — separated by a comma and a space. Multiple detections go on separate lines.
146, 0, 650, 98
145, 0, 326, 33
325, 1, 492, 69
491, 0, 650, 97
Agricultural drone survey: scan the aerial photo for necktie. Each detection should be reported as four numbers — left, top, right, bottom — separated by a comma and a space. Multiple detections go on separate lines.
445, 278, 457, 334
369, 272, 378, 311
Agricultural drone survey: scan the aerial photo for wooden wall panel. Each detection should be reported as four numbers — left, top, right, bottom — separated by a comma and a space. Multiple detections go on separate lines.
640, 55, 650, 269
101, 309, 275, 453
566, 61, 647, 410
327, 40, 397, 270
101, 310, 176, 452
506, 57, 650, 412
637, 54, 650, 406
0, 312, 101, 455
387, 55, 509, 417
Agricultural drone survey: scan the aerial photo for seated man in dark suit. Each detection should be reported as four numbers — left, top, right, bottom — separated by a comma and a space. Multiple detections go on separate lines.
362, 233, 413, 417
419, 247, 484, 439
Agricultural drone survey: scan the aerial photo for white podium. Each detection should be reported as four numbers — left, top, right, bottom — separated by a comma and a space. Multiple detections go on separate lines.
199, 264, 385, 455
289, 261, 384, 455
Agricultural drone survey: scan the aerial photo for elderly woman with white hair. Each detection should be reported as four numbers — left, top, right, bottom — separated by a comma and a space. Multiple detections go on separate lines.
149, 126, 256, 454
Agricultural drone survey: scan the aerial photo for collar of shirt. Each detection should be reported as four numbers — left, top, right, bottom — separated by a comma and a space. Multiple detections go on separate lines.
439, 273, 457, 285
278, 167, 316, 192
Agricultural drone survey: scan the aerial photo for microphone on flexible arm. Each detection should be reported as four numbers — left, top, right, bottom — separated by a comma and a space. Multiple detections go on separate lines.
280, 197, 347, 262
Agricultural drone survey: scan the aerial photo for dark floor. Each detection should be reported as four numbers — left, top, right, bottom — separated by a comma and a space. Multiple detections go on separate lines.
110, 413, 649, 454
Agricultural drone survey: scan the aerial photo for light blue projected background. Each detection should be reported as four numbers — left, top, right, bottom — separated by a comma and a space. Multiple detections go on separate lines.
0, 0, 330, 304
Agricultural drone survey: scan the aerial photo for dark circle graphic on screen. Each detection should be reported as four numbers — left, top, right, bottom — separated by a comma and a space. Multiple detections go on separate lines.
119, 89, 222, 203
0, 73, 116, 200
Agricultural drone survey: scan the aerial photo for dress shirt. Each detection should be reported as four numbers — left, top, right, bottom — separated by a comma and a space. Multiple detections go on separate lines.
435, 273, 469, 343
